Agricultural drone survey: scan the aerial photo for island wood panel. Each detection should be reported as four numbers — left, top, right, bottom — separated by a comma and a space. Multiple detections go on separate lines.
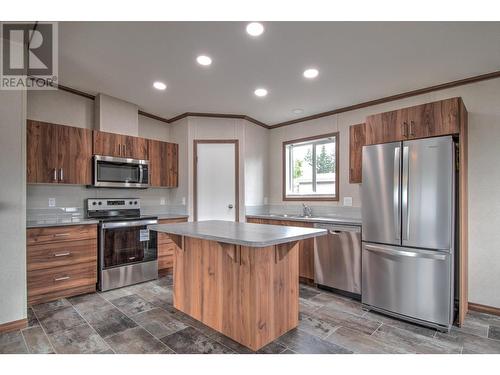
173, 236, 299, 351
247, 217, 315, 281
157, 217, 188, 274
349, 123, 366, 183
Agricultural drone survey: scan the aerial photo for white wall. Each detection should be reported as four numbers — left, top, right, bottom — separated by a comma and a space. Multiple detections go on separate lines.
267, 77, 500, 308
244, 121, 269, 206
0, 88, 27, 325
138, 115, 170, 141
28, 89, 94, 128
95, 93, 138, 136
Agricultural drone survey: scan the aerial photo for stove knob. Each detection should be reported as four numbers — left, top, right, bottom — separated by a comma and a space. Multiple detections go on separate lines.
98, 202, 102, 205
129, 201, 133, 205
92, 202, 96, 206
134, 201, 138, 205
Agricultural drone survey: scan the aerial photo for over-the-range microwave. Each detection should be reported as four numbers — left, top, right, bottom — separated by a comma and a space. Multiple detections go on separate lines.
93, 155, 150, 188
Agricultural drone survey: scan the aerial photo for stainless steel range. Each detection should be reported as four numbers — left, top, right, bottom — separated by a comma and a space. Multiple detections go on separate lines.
86, 198, 158, 291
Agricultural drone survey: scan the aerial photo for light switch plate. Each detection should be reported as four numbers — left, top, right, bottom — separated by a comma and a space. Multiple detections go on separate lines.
181, 197, 186, 205
160, 197, 166, 205
48, 198, 56, 207
343, 197, 353, 206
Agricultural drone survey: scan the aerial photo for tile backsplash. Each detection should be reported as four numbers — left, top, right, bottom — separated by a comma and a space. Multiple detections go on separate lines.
27, 184, 187, 221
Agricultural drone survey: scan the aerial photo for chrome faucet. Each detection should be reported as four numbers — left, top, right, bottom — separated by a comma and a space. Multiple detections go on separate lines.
302, 203, 313, 217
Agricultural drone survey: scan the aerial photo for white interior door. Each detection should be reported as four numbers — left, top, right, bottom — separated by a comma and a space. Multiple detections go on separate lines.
196, 142, 237, 221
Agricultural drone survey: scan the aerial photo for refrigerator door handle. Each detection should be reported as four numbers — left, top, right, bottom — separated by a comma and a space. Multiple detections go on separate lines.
393, 146, 401, 241
402, 145, 410, 241
364, 244, 447, 261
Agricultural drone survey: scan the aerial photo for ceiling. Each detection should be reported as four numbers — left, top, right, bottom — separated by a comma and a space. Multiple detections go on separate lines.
58, 22, 500, 125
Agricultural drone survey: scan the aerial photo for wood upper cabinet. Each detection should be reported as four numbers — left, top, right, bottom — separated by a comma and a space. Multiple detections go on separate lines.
349, 123, 366, 184
93, 131, 148, 160
365, 109, 406, 145
27, 120, 92, 184
148, 140, 179, 187
406, 98, 460, 139
365, 97, 461, 145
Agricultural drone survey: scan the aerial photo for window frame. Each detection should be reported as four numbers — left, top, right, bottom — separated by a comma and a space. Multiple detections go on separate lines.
282, 132, 339, 201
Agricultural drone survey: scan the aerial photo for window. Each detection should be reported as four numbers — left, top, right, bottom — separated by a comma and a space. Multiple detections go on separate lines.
283, 133, 338, 200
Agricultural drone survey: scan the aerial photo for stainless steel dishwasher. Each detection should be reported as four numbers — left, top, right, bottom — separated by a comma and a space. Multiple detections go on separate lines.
314, 223, 362, 297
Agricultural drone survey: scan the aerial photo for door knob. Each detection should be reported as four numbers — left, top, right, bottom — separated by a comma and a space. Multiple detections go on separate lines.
228, 204, 234, 209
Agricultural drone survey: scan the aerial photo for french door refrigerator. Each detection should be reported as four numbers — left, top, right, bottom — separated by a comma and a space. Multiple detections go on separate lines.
361, 136, 455, 331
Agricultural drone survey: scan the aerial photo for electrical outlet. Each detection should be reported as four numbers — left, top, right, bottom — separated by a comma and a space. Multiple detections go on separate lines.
343, 197, 353, 206
160, 197, 166, 205
181, 197, 186, 205
48, 198, 56, 207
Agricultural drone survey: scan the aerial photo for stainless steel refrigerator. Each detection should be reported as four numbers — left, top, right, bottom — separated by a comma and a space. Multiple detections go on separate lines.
361, 136, 456, 331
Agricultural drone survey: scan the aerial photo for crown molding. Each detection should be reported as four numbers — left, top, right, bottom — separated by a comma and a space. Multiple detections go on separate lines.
46, 69, 500, 130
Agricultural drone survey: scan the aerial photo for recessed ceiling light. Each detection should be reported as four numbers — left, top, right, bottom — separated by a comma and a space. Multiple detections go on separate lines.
196, 55, 212, 66
153, 81, 167, 90
292, 108, 304, 114
254, 88, 268, 97
246, 22, 265, 37
303, 68, 319, 79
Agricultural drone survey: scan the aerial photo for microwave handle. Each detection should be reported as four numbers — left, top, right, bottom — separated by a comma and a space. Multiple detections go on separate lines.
139, 165, 144, 183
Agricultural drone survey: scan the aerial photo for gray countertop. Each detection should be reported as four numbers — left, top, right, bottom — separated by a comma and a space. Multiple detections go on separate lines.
27, 213, 189, 228
27, 218, 100, 228
149, 220, 327, 247
246, 213, 362, 226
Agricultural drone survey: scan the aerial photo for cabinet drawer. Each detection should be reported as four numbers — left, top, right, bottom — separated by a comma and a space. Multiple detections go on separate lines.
28, 262, 97, 300
28, 239, 97, 271
27, 225, 97, 245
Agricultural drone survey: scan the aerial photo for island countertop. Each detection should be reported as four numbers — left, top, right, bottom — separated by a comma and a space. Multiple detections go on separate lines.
148, 220, 327, 247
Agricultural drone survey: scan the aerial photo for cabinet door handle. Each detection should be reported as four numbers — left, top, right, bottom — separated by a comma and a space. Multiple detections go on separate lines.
401, 122, 408, 137
54, 252, 71, 257
54, 233, 70, 237
409, 121, 415, 136
59, 168, 64, 182
122, 144, 126, 156
54, 276, 70, 281
117, 144, 121, 156
53, 168, 58, 182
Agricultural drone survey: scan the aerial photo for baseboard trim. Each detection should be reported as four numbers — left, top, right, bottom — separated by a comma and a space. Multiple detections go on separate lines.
468, 302, 500, 316
0, 318, 28, 334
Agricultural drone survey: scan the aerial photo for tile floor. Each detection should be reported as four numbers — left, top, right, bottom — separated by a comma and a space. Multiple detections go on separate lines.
2, 275, 500, 354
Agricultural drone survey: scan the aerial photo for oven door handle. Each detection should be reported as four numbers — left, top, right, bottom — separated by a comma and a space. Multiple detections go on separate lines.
101, 219, 158, 229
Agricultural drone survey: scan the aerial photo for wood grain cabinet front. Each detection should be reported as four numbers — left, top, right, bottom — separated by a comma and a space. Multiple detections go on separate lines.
157, 218, 188, 274
148, 140, 179, 188
349, 123, 366, 183
246, 217, 315, 281
27, 225, 98, 305
27, 120, 92, 184
93, 131, 148, 160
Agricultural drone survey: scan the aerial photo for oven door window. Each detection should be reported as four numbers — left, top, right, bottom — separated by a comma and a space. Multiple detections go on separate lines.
97, 161, 141, 183
102, 225, 157, 268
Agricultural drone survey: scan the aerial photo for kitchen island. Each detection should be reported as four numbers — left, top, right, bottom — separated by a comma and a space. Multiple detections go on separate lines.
148, 220, 326, 351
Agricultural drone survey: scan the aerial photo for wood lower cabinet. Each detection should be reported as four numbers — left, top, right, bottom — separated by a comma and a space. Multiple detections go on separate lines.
27, 120, 92, 184
247, 217, 315, 281
157, 217, 188, 275
349, 123, 366, 184
93, 130, 148, 160
148, 140, 179, 187
27, 225, 97, 305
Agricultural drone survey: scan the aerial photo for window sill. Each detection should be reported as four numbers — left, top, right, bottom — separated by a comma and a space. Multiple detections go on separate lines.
283, 195, 339, 202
